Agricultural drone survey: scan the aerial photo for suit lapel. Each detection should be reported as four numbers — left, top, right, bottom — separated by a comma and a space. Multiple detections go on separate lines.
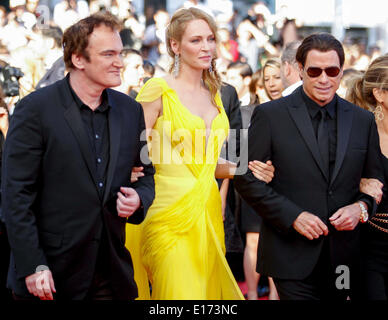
330, 98, 353, 186
287, 88, 329, 181
59, 79, 123, 202
63, 101, 100, 196
103, 90, 122, 204
57, 78, 99, 195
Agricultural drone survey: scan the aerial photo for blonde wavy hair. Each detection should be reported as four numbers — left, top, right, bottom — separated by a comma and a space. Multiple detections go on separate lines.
165, 7, 221, 105
346, 54, 388, 111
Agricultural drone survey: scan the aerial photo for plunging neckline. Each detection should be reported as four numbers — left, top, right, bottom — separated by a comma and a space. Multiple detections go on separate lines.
161, 78, 222, 131
160, 78, 224, 157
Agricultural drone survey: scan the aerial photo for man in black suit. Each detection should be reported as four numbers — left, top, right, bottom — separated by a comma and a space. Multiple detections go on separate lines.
220, 83, 244, 256
1, 12, 155, 300
0, 102, 11, 300
234, 33, 383, 300
221, 82, 242, 162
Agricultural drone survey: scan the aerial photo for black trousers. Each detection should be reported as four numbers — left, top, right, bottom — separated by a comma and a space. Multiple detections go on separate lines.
273, 241, 351, 300
363, 269, 388, 300
85, 269, 114, 300
13, 269, 114, 301
85, 233, 114, 300
0, 228, 12, 301
13, 237, 114, 301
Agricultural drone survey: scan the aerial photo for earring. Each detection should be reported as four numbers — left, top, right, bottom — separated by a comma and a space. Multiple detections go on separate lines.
209, 61, 213, 74
374, 104, 384, 121
173, 54, 180, 78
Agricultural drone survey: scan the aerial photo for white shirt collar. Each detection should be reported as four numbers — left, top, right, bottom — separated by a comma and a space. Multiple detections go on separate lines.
240, 92, 251, 106
282, 80, 303, 97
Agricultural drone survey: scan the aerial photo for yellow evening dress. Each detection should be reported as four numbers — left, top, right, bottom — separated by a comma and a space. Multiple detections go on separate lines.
125, 77, 244, 300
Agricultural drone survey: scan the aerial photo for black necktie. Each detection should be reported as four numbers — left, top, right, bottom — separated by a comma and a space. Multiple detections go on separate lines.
317, 108, 329, 176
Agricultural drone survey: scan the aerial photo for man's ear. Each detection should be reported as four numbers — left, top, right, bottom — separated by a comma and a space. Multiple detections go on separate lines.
284, 62, 291, 77
71, 53, 85, 70
291, 63, 302, 80
297, 62, 304, 80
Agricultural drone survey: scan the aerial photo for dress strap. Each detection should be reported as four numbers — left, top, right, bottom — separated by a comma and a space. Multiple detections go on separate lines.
136, 78, 168, 103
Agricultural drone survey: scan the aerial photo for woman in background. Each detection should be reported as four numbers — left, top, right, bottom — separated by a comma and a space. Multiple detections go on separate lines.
116, 48, 145, 98
346, 55, 388, 300
237, 58, 283, 301
263, 58, 284, 101
226, 61, 262, 300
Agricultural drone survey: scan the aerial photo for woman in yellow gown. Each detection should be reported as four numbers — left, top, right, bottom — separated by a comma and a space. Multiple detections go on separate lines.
123, 7, 272, 300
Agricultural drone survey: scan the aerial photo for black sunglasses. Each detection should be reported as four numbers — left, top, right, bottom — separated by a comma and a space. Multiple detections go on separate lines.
305, 66, 341, 78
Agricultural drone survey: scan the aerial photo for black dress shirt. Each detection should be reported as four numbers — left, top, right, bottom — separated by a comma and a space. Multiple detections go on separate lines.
301, 89, 374, 212
66, 76, 112, 290
302, 89, 337, 180
66, 75, 110, 198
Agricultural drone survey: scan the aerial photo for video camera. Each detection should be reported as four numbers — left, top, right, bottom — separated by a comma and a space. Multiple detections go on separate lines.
0, 65, 24, 97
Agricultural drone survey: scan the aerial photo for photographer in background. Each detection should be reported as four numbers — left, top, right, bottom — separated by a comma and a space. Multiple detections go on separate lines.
34, 26, 66, 90
0, 64, 24, 98
0, 60, 24, 114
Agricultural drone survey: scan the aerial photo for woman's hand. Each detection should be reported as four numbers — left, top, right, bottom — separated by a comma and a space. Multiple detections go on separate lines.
130, 166, 144, 183
359, 178, 383, 204
249, 160, 275, 183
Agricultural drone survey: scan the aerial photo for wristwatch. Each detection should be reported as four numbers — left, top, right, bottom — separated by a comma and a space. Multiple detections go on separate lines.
35, 265, 50, 273
358, 201, 369, 223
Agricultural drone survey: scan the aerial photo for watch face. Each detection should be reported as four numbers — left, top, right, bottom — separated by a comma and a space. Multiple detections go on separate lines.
358, 202, 368, 223
361, 212, 369, 223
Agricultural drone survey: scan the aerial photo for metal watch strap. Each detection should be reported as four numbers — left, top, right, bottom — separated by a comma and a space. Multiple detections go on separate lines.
358, 201, 368, 223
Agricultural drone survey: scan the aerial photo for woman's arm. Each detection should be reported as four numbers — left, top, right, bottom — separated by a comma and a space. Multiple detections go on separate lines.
215, 158, 275, 182
215, 158, 236, 179
246, 20, 278, 56
140, 97, 162, 132
219, 179, 229, 221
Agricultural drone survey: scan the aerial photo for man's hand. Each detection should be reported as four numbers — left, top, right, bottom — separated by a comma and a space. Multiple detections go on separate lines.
329, 202, 362, 231
117, 187, 141, 218
25, 270, 56, 300
293, 211, 329, 240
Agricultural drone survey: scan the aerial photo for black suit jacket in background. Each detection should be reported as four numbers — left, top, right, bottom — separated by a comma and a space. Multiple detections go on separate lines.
220, 82, 244, 254
221, 82, 242, 162
2, 78, 155, 299
234, 86, 383, 280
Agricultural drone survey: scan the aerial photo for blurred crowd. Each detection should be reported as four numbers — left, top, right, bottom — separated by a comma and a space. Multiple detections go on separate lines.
0, 0, 385, 114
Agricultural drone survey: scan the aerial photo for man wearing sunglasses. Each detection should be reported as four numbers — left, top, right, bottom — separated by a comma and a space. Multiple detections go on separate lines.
235, 33, 383, 300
